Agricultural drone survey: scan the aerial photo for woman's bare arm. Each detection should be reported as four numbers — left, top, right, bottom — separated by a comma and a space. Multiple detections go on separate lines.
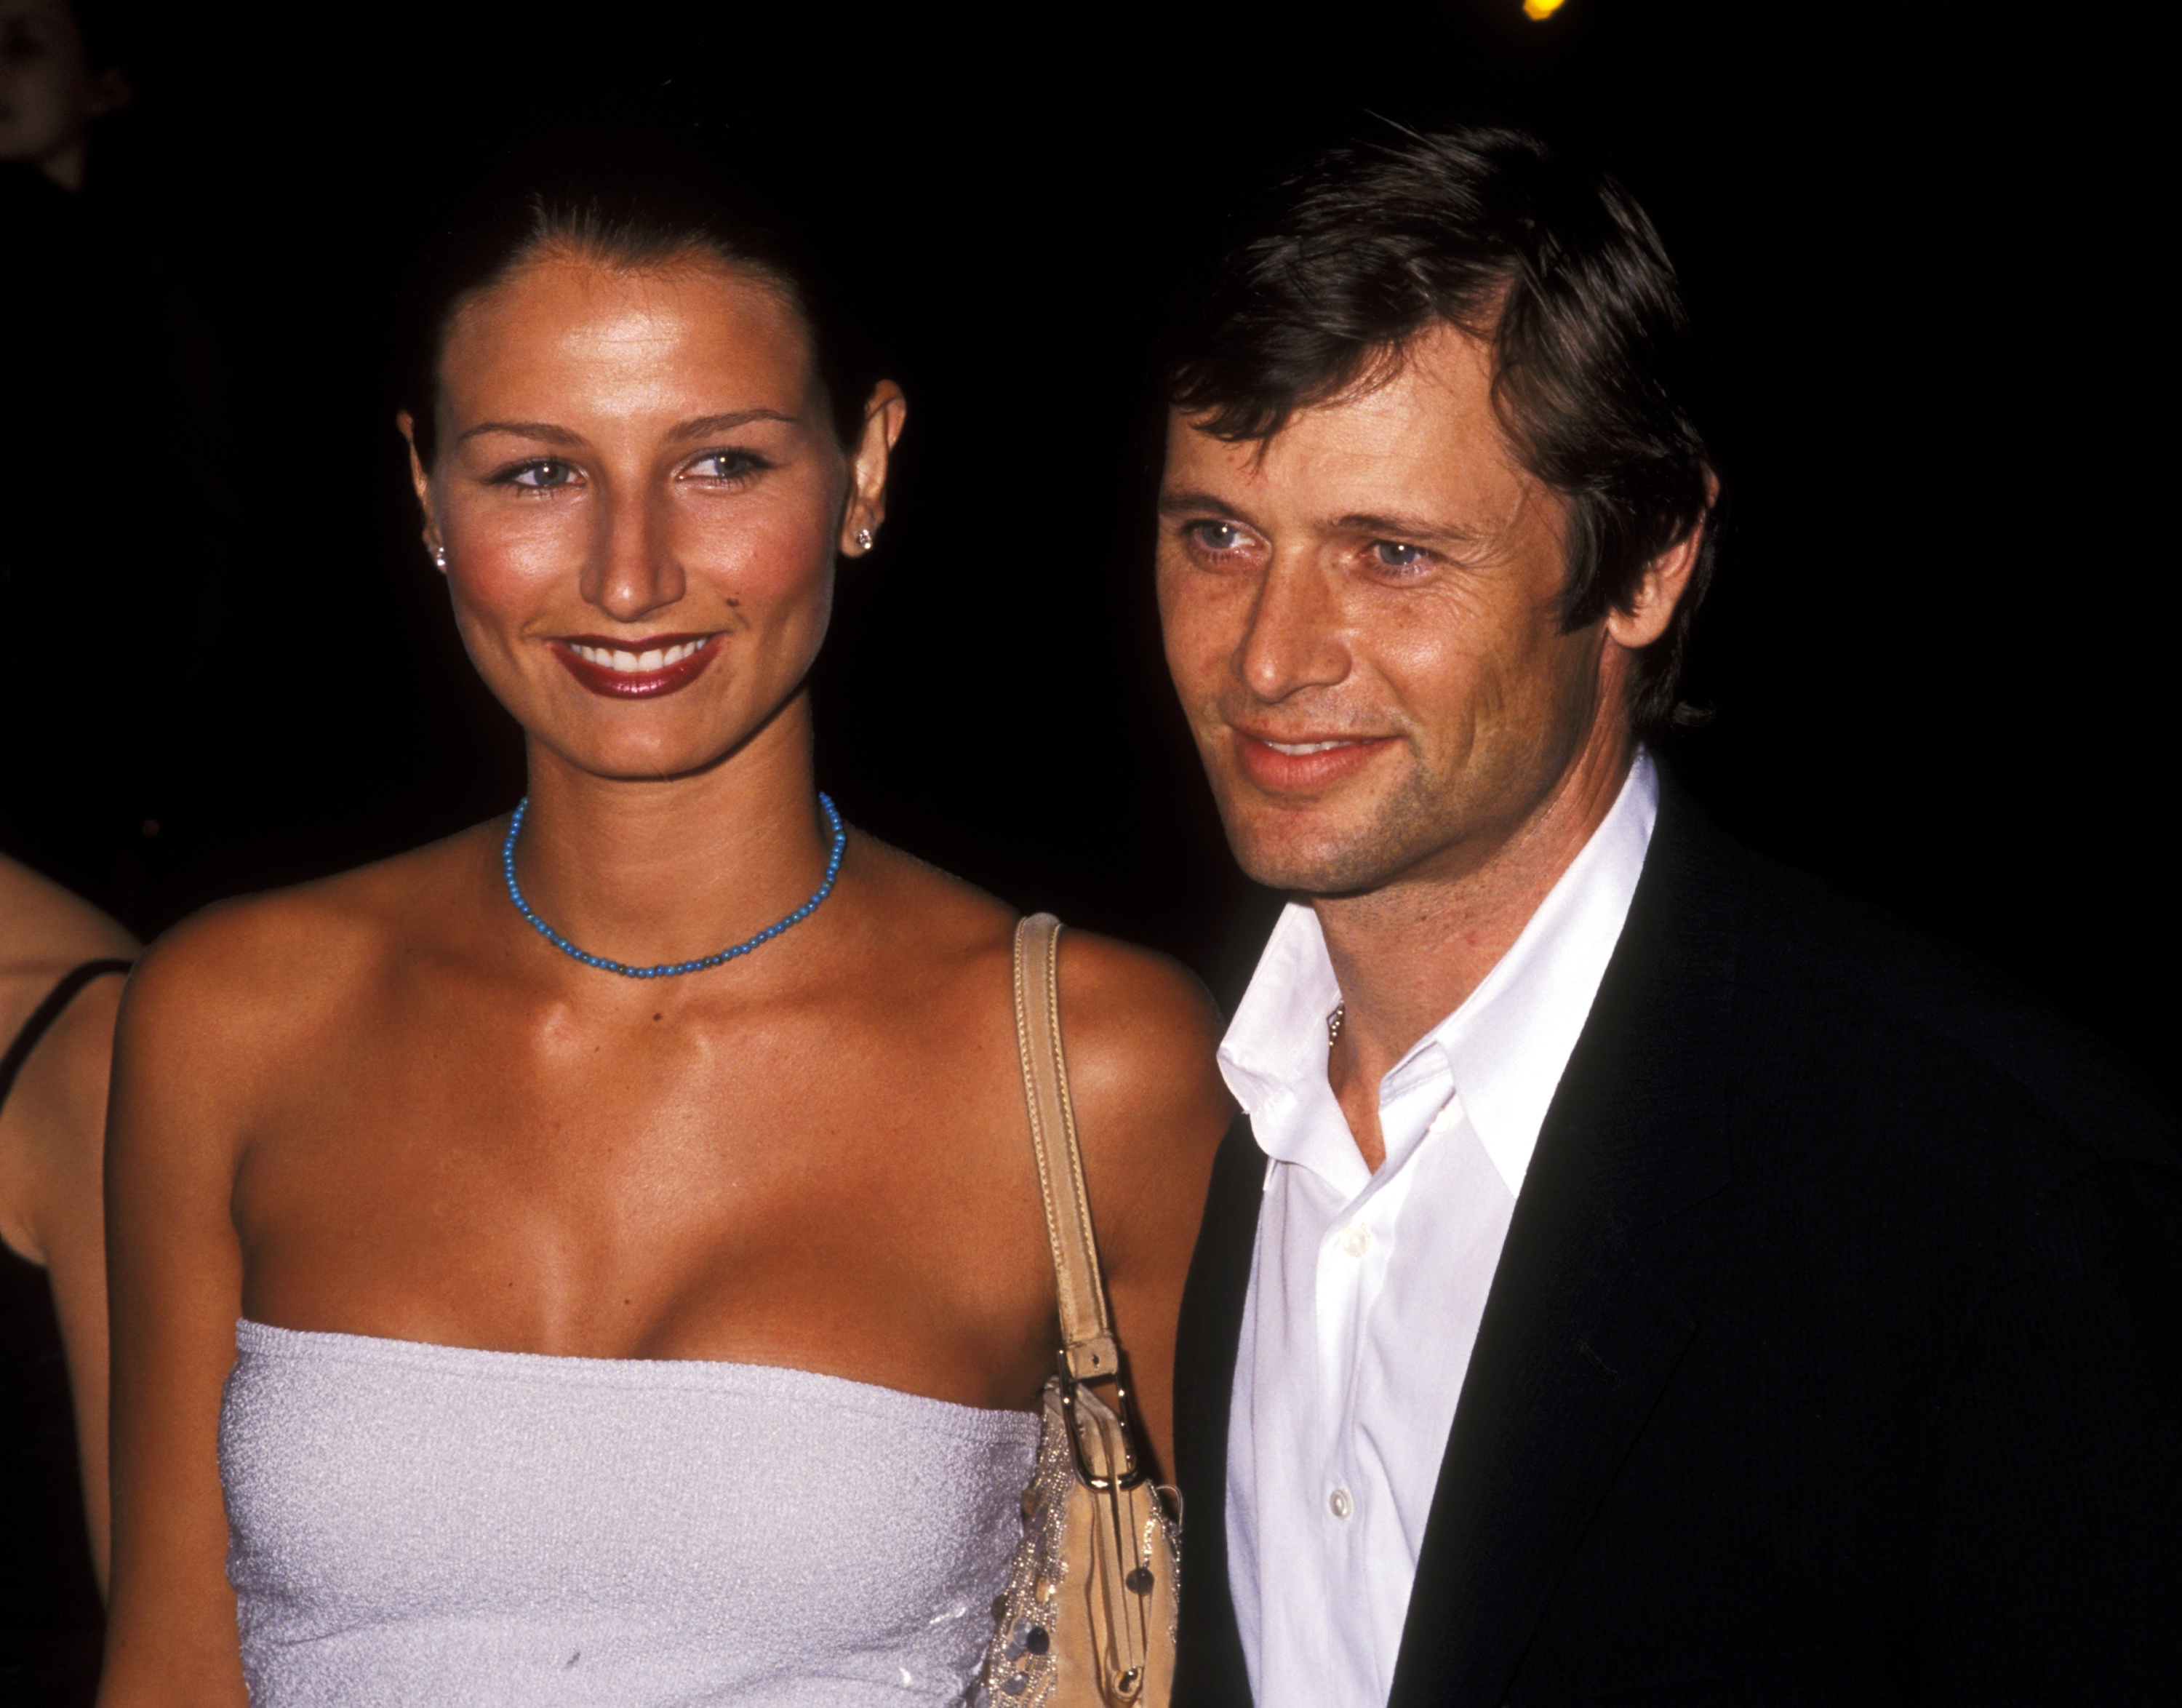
15, 974, 131, 1592
0, 857, 137, 1591
99, 922, 263, 1707
1053, 932, 1234, 1484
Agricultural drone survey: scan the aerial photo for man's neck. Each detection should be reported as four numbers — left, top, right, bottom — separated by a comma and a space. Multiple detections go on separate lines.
1319, 733, 1637, 1169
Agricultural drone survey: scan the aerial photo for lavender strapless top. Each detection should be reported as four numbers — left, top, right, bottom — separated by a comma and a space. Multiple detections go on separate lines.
219, 1320, 1038, 1706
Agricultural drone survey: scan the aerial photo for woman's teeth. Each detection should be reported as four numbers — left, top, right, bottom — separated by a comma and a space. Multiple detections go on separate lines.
570, 640, 705, 672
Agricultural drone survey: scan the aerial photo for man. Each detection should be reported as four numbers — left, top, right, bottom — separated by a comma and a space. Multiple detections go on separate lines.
1157, 127, 2178, 1707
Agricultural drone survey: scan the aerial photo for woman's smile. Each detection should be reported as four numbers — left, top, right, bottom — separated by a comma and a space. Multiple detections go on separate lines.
548, 631, 722, 698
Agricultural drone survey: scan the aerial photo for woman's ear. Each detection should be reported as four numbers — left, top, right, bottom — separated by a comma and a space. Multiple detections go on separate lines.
839, 382, 908, 557
396, 411, 444, 572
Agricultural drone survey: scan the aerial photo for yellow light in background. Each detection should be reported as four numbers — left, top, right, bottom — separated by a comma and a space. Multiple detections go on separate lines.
1523, 0, 1567, 18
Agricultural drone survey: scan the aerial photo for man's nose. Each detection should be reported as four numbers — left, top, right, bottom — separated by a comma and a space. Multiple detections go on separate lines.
582, 487, 686, 621
1238, 553, 1349, 701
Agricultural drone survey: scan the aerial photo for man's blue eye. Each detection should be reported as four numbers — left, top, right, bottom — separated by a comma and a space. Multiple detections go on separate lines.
1191, 522, 1244, 551
1372, 541, 1428, 568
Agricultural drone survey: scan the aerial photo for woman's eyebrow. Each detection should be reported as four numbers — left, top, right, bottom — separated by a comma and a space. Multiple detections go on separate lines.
457, 420, 584, 447
669, 408, 799, 439
452, 409, 797, 448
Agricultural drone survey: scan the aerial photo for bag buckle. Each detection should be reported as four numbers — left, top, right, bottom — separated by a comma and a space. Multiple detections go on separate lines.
1057, 1368, 1148, 1493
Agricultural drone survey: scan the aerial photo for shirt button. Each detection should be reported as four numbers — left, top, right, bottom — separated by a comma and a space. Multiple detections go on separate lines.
1337, 1223, 1372, 1258
1328, 1486, 1354, 1520
1428, 1102, 1458, 1134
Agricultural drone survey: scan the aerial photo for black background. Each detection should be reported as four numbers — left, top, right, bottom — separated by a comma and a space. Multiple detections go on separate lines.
9, 0, 2172, 1096
0, 4, 2168, 1685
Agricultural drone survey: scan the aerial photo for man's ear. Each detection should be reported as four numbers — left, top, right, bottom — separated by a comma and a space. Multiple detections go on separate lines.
396, 411, 444, 570
839, 381, 907, 557
1604, 473, 1718, 650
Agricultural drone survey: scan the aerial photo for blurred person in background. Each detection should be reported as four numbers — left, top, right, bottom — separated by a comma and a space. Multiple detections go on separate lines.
1, 0, 220, 927
0, 0, 131, 191
1, 853, 135, 1707
0, 0, 151, 912
4, 23, 229, 1704
2, 13, 141, 1705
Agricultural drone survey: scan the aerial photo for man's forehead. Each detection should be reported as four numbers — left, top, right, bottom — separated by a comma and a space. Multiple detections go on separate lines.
1162, 326, 1526, 518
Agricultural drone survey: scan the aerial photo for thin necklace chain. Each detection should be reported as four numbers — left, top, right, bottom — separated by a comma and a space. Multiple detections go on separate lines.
501, 793, 847, 979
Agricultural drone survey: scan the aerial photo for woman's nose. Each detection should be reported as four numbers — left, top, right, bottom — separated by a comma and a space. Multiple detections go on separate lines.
583, 489, 686, 620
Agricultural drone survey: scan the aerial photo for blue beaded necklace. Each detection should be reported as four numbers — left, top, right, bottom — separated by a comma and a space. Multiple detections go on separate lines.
501, 792, 846, 978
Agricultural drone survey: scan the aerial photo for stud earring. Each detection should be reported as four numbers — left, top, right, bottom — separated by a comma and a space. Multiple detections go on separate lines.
854, 527, 874, 552
432, 545, 447, 570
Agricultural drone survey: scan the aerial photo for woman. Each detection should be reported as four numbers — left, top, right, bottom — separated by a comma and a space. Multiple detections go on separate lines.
98, 171, 1231, 1704
1, 853, 134, 1701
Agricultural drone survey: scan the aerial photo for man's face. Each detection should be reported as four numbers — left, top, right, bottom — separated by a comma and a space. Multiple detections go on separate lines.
1156, 322, 1626, 898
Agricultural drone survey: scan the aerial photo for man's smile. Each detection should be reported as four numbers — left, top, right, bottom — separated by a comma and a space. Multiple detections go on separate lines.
1228, 724, 1397, 791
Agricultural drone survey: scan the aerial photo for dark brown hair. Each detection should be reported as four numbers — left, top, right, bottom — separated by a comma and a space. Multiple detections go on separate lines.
402, 135, 877, 469
1167, 127, 1718, 733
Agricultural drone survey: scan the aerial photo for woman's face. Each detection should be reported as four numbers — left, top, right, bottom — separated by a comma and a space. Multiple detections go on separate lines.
409, 248, 898, 784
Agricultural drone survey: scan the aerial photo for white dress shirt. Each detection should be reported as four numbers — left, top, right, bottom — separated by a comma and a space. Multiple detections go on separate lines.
1218, 753, 1659, 1708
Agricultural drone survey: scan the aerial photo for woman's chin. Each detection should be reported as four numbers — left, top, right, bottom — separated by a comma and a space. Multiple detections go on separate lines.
527, 726, 759, 787
511, 676, 812, 788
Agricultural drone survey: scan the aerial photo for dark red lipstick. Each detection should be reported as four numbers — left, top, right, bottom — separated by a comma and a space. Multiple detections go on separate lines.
548, 633, 722, 699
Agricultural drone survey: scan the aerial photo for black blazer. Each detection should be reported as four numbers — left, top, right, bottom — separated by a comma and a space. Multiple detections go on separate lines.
1172, 773, 2180, 1706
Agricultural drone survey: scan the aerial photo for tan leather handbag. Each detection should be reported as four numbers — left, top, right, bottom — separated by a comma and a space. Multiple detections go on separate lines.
980, 914, 1180, 1707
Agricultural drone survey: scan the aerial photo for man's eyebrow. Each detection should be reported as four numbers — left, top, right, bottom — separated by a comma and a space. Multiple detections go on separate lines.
457, 420, 585, 447
1335, 510, 1487, 547
1156, 488, 1246, 518
669, 408, 799, 439
1159, 492, 1484, 548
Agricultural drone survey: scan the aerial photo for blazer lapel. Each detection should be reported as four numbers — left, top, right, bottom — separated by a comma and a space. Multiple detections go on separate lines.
1389, 778, 1747, 1708
1172, 1112, 1266, 1707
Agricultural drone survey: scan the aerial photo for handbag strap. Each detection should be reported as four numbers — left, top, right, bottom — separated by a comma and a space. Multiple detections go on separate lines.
1012, 913, 1122, 1385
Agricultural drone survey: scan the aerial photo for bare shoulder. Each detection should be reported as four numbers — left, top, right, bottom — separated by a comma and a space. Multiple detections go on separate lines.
850, 834, 1226, 1105
1047, 926, 1231, 1477
1055, 928, 1227, 1105
0, 858, 136, 1259
1053, 927, 1234, 1222
848, 834, 1226, 1073
0, 853, 137, 995
119, 827, 495, 1091
847, 833, 1019, 959
844, 833, 1231, 1171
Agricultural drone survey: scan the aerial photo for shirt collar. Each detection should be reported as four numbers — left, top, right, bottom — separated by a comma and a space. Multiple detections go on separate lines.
1215, 898, 1354, 1186
1218, 751, 1658, 1198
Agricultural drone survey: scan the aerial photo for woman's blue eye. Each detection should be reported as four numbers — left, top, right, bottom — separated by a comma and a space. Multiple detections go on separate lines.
691, 450, 766, 480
